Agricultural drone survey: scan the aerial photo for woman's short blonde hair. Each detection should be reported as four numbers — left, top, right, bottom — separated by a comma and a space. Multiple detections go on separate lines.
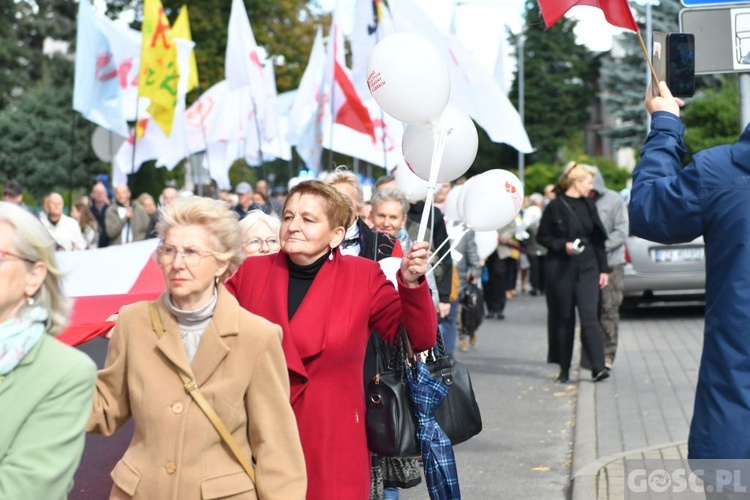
0, 201, 70, 334
558, 161, 597, 191
239, 210, 281, 238
156, 197, 244, 281
285, 180, 353, 229
325, 166, 364, 211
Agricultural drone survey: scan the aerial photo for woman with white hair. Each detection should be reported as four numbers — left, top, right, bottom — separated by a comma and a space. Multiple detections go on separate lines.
239, 210, 281, 257
0, 202, 97, 499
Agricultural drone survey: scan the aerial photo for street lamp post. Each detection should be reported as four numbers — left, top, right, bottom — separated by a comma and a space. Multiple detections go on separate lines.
517, 33, 525, 186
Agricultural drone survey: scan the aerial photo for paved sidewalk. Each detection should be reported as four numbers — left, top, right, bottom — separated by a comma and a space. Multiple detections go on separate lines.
571, 305, 704, 500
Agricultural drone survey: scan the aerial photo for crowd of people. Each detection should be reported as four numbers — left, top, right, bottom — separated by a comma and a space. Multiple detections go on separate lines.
0, 162, 633, 499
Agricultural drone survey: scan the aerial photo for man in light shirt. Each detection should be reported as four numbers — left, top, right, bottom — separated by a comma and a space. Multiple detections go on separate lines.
40, 192, 86, 251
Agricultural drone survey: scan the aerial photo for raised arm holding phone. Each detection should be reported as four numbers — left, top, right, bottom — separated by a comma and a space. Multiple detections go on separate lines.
630, 81, 750, 488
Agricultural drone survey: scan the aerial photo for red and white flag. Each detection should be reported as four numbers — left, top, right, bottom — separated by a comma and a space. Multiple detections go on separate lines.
537, 0, 638, 32
324, 10, 376, 143
57, 239, 164, 346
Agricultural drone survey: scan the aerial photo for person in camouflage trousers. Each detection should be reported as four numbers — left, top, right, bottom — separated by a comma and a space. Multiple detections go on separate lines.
592, 171, 629, 369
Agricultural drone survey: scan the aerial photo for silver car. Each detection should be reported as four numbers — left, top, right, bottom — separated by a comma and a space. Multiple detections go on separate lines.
622, 235, 706, 302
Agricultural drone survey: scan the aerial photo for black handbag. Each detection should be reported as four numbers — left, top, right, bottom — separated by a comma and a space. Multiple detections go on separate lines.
428, 332, 483, 446
365, 328, 421, 457
365, 327, 483, 457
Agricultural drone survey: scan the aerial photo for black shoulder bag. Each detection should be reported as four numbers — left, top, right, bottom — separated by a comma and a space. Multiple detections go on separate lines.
365, 326, 483, 457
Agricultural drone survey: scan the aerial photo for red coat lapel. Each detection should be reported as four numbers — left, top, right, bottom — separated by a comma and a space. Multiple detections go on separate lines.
288, 252, 337, 360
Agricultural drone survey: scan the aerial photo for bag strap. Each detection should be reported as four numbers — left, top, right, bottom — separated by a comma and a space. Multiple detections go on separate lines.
557, 196, 586, 238
148, 303, 256, 485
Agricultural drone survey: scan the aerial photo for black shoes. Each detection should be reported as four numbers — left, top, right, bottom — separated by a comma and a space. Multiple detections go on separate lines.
593, 369, 610, 382
556, 369, 570, 383
484, 312, 505, 320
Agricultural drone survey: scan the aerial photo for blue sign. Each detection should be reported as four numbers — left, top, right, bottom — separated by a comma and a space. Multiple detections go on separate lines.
682, 0, 750, 6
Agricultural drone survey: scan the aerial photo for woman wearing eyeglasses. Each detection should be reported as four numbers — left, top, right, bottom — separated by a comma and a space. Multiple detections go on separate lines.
239, 210, 281, 257
0, 202, 97, 500
87, 197, 306, 499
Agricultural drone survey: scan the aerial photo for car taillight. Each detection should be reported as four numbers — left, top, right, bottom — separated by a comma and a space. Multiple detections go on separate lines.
624, 242, 631, 263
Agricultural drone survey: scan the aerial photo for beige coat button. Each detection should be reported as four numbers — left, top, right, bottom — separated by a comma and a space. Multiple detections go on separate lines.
171, 402, 183, 414
166, 461, 176, 474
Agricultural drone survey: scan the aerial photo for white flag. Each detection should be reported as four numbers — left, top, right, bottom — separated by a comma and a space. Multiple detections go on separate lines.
225, 0, 277, 142
73, 0, 129, 137
287, 27, 326, 171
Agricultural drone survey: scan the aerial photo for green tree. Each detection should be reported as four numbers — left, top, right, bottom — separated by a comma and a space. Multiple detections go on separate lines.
506, 2, 598, 165
600, 0, 688, 151
682, 75, 740, 162
0, 55, 105, 202
0, 0, 78, 111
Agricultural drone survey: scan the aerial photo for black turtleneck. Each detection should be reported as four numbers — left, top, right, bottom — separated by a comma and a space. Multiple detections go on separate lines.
287, 251, 329, 320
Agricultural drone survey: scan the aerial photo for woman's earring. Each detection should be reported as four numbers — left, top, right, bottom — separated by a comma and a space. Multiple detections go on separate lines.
329, 250, 334, 261
25, 295, 35, 306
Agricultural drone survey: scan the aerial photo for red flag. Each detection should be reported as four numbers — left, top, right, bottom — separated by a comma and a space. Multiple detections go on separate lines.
537, 0, 638, 32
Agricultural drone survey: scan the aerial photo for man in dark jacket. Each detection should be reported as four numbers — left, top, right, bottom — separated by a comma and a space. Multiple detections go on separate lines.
630, 82, 750, 472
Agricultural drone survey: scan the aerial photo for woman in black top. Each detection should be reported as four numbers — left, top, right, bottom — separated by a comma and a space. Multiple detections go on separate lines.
536, 162, 611, 383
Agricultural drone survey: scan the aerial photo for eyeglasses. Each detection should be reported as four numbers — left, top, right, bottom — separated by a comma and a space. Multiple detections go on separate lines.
156, 244, 218, 266
243, 237, 280, 252
0, 248, 35, 265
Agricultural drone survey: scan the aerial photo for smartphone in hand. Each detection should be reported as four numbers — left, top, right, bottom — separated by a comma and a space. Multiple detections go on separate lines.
652, 32, 695, 98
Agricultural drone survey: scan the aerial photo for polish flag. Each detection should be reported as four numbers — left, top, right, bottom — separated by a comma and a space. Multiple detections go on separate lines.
56, 239, 165, 346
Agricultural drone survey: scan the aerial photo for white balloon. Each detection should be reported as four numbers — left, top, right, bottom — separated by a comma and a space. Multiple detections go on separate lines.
443, 184, 464, 222
378, 257, 402, 288
394, 164, 429, 203
474, 231, 499, 261
462, 170, 525, 231
367, 33, 450, 125
457, 175, 481, 222
402, 105, 478, 183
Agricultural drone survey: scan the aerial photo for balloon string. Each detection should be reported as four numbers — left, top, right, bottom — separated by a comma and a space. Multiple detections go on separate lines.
426, 227, 469, 276
416, 123, 448, 243
430, 221, 465, 258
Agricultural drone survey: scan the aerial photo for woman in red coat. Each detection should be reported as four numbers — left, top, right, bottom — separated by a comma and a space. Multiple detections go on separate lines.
226, 180, 437, 499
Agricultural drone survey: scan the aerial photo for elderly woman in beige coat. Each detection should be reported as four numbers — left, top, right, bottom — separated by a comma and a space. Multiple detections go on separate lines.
87, 197, 306, 499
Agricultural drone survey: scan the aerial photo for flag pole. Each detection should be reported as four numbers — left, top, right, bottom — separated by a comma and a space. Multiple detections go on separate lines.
130, 100, 139, 179
194, 84, 213, 181
69, 113, 77, 209
635, 30, 663, 97
327, 27, 337, 171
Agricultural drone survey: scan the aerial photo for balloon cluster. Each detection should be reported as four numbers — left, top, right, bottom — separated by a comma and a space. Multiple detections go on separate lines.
367, 33, 522, 234
444, 170, 524, 231
367, 33, 476, 185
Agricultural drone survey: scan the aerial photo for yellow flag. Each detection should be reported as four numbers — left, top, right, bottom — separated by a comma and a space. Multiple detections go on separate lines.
172, 5, 199, 93
138, 0, 180, 137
